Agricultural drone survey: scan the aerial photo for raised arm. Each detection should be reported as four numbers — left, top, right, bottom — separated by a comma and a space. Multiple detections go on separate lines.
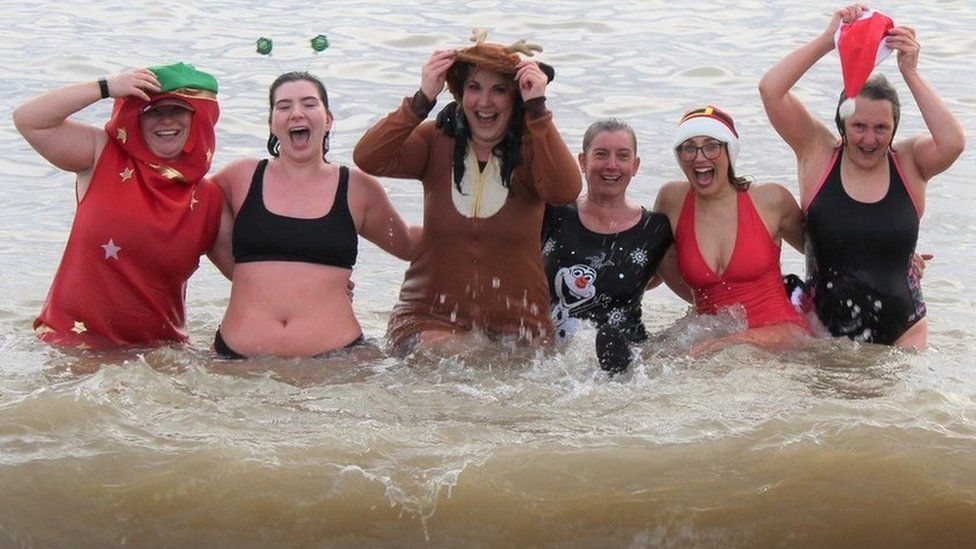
887, 26, 966, 181
350, 168, 421, 261
516, 60, 581, 204
521, 106, 582, 205
353, 51, 456, 179
758, 5, 868, 157
13, 69, 160, 198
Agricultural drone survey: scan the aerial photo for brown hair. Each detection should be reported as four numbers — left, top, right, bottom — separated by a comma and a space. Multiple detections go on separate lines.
834, 73, 901, 144
266, 71, 332, 160
582, 118, 638, 154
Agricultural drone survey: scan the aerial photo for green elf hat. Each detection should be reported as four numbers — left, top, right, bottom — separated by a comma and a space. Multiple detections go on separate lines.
149, 62, 218, 95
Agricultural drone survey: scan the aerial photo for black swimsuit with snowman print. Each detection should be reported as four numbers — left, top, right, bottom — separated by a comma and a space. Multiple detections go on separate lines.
542, 203, 672, 370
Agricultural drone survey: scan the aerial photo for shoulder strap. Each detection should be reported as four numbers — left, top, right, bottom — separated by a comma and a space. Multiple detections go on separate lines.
889, 150, 922, 217
803, 147, 841, 212
332, 165, 353, 219
241, 159, 269, 211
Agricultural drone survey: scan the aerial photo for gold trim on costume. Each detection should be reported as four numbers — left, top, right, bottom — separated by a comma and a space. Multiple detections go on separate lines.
169, 88, 217, 101
148, 163, 186, 181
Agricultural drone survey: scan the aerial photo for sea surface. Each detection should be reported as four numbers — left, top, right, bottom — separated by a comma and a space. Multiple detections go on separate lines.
1, 1, 975, 546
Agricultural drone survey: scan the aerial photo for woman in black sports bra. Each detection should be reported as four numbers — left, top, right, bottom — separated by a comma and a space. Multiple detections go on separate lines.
209, 72, 420, 358
759, 4, 965, 348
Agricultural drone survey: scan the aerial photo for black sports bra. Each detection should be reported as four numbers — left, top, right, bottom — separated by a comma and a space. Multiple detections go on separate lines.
232, 159, 358, 269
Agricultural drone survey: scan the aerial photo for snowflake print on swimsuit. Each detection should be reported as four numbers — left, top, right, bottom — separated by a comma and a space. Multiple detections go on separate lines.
629, 247, 648, 267
606, 307, 627, 327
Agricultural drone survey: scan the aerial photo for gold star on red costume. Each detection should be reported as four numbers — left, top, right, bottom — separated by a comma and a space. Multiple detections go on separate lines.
116, 127, 127, 144
206, 149, 213, 163
71, 321, 87, 334
119, 167, 134, 182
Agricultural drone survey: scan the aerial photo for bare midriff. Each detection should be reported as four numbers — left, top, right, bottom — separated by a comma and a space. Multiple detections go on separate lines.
219, 262, 360, 357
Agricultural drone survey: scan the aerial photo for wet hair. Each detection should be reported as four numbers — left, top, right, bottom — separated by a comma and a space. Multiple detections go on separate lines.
726, 158, 752, 192
834, 73, 901, 143
436, 62, 524, 193
581, 118, 638, 154
266, 71, 332, 160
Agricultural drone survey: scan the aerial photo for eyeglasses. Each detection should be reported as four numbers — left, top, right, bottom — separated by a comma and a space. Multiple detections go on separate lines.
676, 141, 724, 161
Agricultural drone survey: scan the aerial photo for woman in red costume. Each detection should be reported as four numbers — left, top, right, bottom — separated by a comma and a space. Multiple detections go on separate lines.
354, 33, 581, 351
13, 63, 226, 349
654, 106, 811, 354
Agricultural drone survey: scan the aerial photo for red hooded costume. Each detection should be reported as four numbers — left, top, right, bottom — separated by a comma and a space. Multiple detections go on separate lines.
35, 63, 223, 349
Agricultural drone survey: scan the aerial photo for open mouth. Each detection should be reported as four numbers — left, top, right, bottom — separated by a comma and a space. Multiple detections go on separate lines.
694, 167, 715, 186
155, 129, 180, 138
474, 111, 498, 124
289, 126, 311, 146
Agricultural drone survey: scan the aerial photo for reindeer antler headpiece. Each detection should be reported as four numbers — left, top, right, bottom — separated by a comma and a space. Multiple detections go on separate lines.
446, 29, 553, 100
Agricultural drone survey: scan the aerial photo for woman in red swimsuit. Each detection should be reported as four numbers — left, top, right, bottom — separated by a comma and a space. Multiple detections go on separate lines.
654, 106, 811, 354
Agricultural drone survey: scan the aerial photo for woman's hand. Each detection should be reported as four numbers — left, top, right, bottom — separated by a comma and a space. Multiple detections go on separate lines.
106, 68, 160, 102
824, 4, 869, 43
911, 252, 932, 280
420, 50, 456, 102
514, 60, 547, 102
886, 26, 921, 76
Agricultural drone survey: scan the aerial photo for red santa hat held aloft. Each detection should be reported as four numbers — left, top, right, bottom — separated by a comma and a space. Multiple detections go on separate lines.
835, 9, 895, 119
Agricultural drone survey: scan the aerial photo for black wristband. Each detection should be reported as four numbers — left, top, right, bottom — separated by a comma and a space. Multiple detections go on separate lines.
97, 77, 110, 99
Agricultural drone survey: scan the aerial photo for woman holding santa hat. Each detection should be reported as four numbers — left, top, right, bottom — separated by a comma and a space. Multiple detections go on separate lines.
758, 4, 965, 348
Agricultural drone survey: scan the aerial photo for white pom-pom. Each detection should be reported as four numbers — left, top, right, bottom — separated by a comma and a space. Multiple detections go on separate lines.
839, 97, 856, 120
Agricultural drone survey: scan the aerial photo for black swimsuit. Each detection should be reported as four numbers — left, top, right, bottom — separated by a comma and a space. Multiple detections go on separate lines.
805, 149, 925, 344
215, 160, 361, 359
542, 203, 673, 372
232, 159, 357, 268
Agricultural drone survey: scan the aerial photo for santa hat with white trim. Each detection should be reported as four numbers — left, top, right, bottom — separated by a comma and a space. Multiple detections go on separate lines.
835, 9, 895, 119
672, 106, 740, 170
